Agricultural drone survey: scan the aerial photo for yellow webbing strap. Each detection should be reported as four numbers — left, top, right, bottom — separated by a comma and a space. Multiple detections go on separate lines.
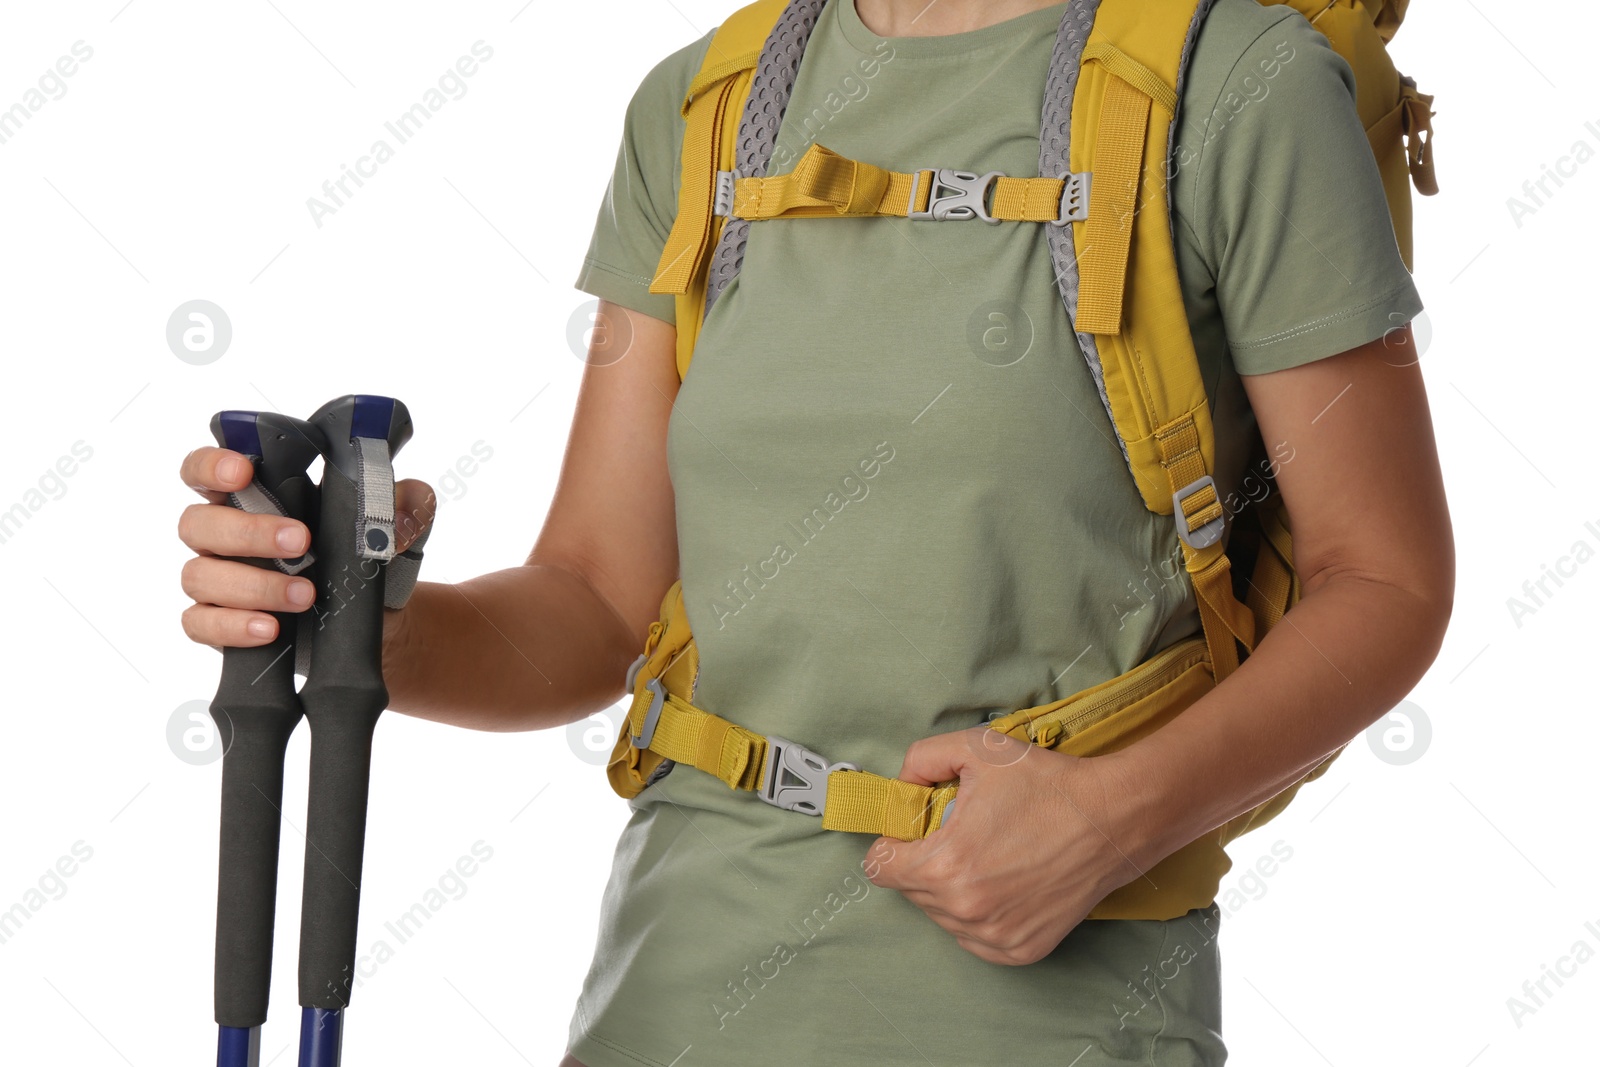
1073, 73, 1152, 334
626, 685, 767, 792
650, 73, 743, 297
682, 49, 765, 111
821, 771, 958, 840
622, 664, 959, 840
728, 142, 1073, 222
1153, 415, 1257, 681
1081, 41, 1178, 114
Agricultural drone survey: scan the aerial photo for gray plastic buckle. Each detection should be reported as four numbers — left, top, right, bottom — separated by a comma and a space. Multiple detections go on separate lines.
1173, 474, 1226, 549
631, 677, 667, 749
1050, 172, 1091, 225
712, 169, 737, 217
907, 167, 1003, 224
760, 735, 859, 816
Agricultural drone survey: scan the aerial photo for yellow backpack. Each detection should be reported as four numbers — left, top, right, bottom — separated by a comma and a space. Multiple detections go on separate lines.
607, 0, 1437, 920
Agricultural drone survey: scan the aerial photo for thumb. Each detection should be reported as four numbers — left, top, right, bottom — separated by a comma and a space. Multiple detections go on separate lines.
394, 478, 437, 554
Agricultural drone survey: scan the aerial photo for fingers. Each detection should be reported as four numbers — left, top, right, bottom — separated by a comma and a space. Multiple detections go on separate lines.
897, 728, 983, 786
177, 556, 316, 649
394, 478, 437, 555
180, 446, 253, 503
864, 834, 940, 893
180, 556, 317, 614
181, 603, 283, 648
178, 501, 309, 560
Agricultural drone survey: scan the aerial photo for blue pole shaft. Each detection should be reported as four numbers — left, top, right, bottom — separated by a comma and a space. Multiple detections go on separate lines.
298, 1007, 344, 1067
218, 1025, 261, 1067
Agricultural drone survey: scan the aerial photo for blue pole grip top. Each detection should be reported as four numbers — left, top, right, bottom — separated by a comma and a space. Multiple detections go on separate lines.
348, 394, 395, 441
215, 410, 264, 457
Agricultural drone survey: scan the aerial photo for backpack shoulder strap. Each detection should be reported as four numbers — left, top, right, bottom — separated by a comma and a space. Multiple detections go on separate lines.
650, 0, 792, 381
1053, 0, 1259, 680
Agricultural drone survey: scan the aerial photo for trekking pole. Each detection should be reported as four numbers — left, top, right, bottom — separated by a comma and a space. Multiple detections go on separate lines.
208, 411, 324, 1067
295, 395, 412, 1067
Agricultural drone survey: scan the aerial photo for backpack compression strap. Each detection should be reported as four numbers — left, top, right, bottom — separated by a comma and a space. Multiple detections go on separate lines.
608, 581, 960, 838
623, 658, 959, 837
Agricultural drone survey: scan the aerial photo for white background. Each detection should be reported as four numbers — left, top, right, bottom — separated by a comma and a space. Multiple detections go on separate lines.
0, 1, 1595, 1065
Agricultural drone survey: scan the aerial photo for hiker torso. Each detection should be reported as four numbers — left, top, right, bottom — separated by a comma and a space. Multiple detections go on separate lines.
565, 0, 1421, 1062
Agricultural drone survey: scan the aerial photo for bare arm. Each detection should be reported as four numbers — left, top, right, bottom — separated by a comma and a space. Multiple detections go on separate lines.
1115, 324, 1455, 860
381, 303, 682, 731
865, 326, 1455, 965
178, 299, 681, 734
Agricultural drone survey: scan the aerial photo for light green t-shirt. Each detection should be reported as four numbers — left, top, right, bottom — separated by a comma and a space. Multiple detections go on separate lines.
568, 1, 1423, 1064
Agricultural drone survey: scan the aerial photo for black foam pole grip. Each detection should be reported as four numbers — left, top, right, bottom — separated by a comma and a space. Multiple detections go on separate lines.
297, 395, 410, 1010
212, 692, 300, 1027
210, 412, 321, 1029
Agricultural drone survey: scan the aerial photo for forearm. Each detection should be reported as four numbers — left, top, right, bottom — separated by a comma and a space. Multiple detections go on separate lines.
1112, 570, 1451, 867
379, 563, 639, 732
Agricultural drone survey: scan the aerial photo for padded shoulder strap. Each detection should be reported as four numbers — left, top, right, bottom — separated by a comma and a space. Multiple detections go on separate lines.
1067, 0, 1216, 515
1054, 0, 1258, 680
650, 0, 792, 380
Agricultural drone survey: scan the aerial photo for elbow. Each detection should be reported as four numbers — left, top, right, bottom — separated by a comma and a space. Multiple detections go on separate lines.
1302, 553, 1455, 673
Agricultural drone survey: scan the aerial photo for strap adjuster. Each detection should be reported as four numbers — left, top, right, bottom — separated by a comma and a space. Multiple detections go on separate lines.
1173, 474, 1226, 549
907, 167, 1003, 224
760, 735, 859, 816
632, 677, 668, 749
1050, 171, 1092, 225
712, 169, 737, 217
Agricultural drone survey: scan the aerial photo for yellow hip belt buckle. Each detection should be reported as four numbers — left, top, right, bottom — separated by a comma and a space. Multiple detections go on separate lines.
759, 735, 859, 816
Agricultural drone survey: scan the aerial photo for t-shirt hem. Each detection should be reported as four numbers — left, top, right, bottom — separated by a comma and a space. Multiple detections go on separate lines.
1228, 280, 1424, 375
567, 1029, 681, 1067
575, 257, 677, 325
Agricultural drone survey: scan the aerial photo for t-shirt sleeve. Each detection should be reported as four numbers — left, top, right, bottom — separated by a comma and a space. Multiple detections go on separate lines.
572, 32, 715, 325
1175, 7, 1425, 375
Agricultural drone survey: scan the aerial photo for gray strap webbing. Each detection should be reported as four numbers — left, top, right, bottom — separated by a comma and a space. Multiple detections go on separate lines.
290, 443, 429, 676
295, 509, 428, 677
353, 436, 398, 562
1040, 0, 1127, 468
227, 479, 315, 576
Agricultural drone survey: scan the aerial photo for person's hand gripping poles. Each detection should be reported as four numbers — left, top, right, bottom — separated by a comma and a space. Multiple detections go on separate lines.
208, 410, 323, 1067
294, 395, 414, 1067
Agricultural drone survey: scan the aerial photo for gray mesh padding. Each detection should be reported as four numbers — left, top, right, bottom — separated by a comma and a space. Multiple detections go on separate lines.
703, 0, 828, 316
1039, 0, 1127, 469
1169, 0, 1215, 220
1042, 0, 1214, 480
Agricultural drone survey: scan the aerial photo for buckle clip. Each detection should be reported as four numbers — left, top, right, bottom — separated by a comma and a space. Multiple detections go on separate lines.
907, 167, 1003, 224
760, 735, 859, 816
1172, 474, 1226, 549
631, 677, 667, 749
1050, 172, 1091, 225
713, 169, 737, 217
